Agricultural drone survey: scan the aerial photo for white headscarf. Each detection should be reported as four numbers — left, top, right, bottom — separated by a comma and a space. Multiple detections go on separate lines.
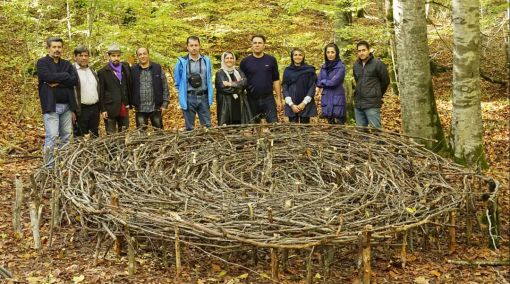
220, 52, 242, 82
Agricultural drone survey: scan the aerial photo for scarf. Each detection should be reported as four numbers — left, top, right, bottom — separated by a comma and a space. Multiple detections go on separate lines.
109, 61, 122, 81
282, 63, 316, 86
220, 52, 241, 82
323, 43, 340, 75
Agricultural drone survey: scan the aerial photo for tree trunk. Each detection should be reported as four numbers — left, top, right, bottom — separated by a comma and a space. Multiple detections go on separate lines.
451, 0, 487, 168
335, 0, 355, 122
507, 2, 509, 96
393, 0, 445, 151
385, 0, 400, 97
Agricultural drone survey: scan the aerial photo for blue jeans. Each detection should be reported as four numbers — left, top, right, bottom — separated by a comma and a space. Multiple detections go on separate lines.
355, 107, 382, 129
182, 94, 211, 131
43, 104, 73, 167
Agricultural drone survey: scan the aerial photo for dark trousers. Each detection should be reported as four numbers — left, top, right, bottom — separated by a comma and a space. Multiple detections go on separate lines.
135, 111, 163, 131
75, 104, 100, 137
288, 116, 310, 124
104, 114, 129, 134
248, 96, 278, 123
327, 116, 346, 125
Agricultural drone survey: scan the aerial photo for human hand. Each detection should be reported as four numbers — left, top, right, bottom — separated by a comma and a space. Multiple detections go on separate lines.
101, 111, 108, 120
291, 105, 300, 113
48, 83, 59, 88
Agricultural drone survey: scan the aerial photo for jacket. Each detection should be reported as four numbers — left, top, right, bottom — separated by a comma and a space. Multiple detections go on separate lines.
353, 54, 390, 109
98, 62, 132, 118
215, 68, 253, 125
36, 55, 78, 114
130, 62, 167, 110
73, 64, 99, 115
174, 55, 214, 110
317, 60, 346, 118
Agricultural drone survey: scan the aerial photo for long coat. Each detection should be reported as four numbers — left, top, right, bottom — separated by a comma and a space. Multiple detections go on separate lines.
317, 60, 346, 119
98, 62, 132, 118
215, 68, 253, 125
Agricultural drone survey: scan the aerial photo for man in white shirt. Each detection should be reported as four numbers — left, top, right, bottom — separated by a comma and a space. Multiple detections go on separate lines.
73, 46, 100, 137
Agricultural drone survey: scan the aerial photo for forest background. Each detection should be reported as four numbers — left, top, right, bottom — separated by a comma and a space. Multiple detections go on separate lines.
0, 0, 508, 283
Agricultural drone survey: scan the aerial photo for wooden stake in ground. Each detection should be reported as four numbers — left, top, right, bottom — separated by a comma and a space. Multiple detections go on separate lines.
29, 175, 42, 250
12, 174, 23, 235
174, 225, 181, 279
358, 225, 372, 284
306, 246, 315, 284
448, 210, 457, 252
126, 226, 136, 276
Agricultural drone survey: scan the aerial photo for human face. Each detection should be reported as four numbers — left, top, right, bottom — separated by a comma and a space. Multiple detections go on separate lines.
326, 47, 337, 61
251, 37, 265, 55
108, 52, 121, 66
74, 52, 89, 68
187, 39, 200, 57
48, 41, 63, 61
292, 51, 304, 66
357, 44, 370, 62
136, 48, 150, 66
224, 53, 235, 68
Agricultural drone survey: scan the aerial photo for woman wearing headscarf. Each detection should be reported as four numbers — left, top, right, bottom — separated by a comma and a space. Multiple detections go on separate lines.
215, 51, 252, 125
282, 48, 318, 124
316, 43, 346, 124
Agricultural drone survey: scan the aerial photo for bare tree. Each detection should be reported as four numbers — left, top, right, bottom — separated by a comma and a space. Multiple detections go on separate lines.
393, 0, 445, 150
451, 0, 487, 167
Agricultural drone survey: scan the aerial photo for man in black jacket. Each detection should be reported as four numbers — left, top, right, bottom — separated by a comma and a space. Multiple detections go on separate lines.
36, 37, 78, 167
73, 45, 100, 137
131, 47, 169, 131
98, 44, 132, 134
353, 40, 390, 129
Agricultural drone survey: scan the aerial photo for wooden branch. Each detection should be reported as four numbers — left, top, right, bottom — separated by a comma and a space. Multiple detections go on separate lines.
12, 174, 23, 235
447, 259, 510, 266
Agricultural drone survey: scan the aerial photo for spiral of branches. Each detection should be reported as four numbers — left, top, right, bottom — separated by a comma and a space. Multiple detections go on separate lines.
34, 124, 494, 251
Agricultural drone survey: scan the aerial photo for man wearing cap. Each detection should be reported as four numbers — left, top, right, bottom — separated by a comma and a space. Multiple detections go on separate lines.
98, 44, 132, 134
131, 47, 169, 131
174, 36, 213, 131
73, 45, 100, 137
36, 37, 78, 167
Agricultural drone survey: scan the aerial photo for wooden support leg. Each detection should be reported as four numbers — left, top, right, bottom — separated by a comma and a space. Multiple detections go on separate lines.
448, 211, 457, 253
358, 225, 372, 284
174, 225, 181, 279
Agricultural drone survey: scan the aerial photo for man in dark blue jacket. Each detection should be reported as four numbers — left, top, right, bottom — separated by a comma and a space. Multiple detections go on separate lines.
36, 37, 78, 167
131, 47, 169, 131
353, 40, 390, 129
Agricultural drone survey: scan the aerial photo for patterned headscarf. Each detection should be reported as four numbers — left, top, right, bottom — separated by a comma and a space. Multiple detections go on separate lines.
220, 52, 241, 82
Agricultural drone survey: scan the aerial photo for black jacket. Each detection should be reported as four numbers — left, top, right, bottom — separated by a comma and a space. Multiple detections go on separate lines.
353, 54, 390, 109
130, 62, 165, 110
98, 62, 132, 118
215, 68, 252, 125
73, 64, 100, 115
36, 55, 78, 113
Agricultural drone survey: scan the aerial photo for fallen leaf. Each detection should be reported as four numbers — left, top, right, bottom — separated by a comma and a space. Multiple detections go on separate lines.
237, 273, 249, 279
414, 276, 429, 284
430, 270, 441, 277
211, 263, 221, 272
72, 274, 85, 283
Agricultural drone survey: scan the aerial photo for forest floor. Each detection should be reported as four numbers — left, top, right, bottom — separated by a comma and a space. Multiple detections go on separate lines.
0, 70, 509, 284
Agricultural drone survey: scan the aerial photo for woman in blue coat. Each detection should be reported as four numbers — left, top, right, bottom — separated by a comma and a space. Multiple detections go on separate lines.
282, 48, 318, 124
317, 43, 346, 124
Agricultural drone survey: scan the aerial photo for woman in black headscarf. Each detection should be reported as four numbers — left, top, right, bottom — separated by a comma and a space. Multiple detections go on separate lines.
282, 48, 318, 124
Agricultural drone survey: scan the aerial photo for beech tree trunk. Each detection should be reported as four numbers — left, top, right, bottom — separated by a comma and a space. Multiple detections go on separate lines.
393, 0, 445, 150
451, 0, 487, 168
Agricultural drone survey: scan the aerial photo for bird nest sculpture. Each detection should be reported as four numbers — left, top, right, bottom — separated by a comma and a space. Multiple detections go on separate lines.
34, 124, 494, 251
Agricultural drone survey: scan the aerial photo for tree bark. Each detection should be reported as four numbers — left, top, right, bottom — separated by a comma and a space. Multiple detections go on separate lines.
451, 0, 487, 168
393, 0, 445, 151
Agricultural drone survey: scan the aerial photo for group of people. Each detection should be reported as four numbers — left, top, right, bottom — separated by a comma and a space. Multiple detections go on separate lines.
36, 35, 389, 167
